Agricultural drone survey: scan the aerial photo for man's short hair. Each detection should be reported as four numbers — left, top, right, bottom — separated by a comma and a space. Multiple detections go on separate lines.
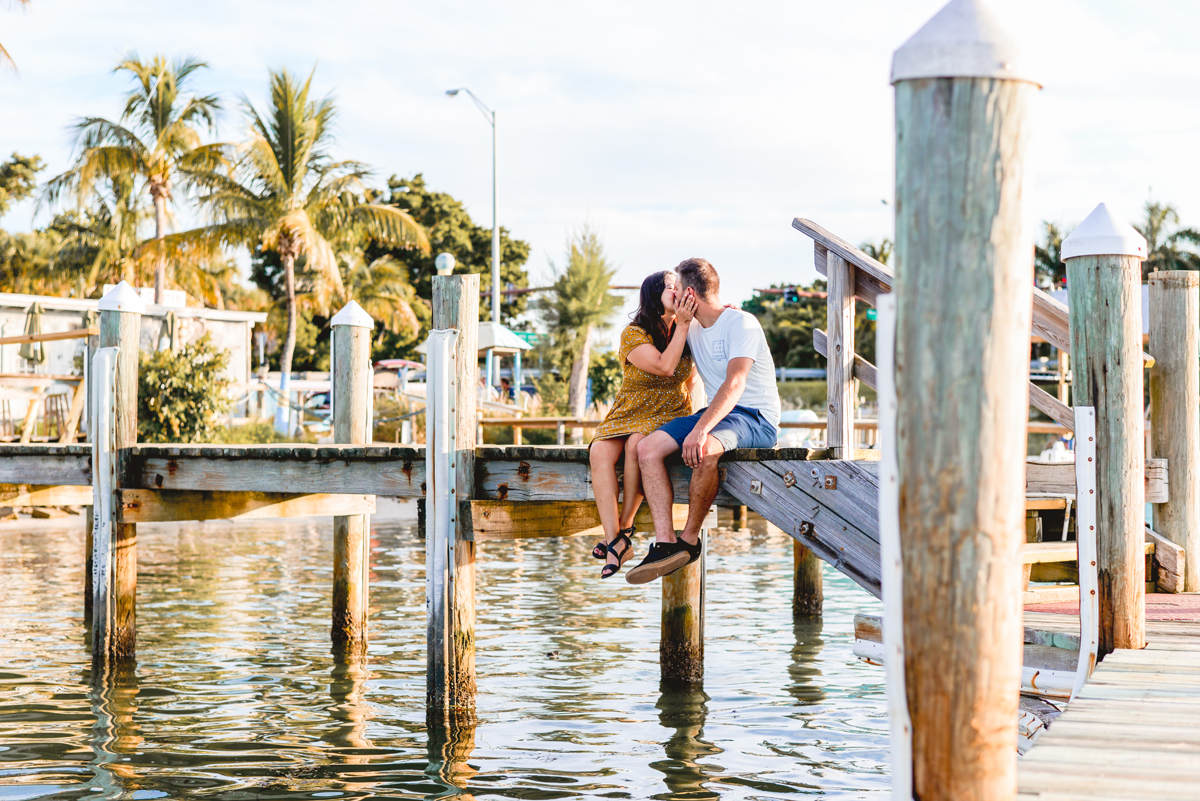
676, 258, 719, 300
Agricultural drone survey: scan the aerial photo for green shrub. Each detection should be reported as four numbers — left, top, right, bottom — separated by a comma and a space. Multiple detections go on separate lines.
138, 334, 231, 443
212, 420, 289, 444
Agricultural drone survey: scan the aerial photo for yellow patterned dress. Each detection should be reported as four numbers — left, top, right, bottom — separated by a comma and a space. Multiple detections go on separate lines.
592, 324, 694, 442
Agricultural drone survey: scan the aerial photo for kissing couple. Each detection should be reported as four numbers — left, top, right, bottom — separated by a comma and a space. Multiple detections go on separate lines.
587, 258, 782, 582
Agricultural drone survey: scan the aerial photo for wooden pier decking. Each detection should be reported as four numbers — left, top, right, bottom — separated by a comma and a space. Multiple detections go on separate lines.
1019, 613, 1200, 800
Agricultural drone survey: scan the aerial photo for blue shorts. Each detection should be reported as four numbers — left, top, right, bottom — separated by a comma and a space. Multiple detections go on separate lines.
657, 405, 779, 452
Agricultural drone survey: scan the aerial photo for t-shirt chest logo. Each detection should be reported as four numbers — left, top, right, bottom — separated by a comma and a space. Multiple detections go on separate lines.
710, 339, 727, 360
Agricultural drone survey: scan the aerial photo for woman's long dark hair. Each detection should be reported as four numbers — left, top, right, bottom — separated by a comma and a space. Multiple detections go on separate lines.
630, 270, 676, 353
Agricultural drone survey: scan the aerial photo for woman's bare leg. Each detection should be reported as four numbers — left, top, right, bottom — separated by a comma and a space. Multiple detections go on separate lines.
590, 438, 626, 567
618, 433, 647, 529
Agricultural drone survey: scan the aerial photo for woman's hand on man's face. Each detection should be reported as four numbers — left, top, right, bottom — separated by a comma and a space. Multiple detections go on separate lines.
675, 291, 698, 325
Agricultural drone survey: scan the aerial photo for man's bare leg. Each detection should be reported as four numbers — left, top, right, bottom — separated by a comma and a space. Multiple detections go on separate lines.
636, 430, 681, 544
678, 435, 725, 546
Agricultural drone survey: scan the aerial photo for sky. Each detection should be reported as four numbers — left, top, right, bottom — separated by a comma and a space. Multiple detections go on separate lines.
3, 0, 1200, 318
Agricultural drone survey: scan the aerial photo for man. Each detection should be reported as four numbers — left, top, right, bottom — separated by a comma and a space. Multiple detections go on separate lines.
626, 258, 781, 584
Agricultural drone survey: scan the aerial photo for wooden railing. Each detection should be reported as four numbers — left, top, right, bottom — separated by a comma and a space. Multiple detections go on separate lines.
795, 217, 1079, 442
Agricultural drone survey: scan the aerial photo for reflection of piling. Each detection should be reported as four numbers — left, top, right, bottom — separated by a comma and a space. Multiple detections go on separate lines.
328, 651, 374, 755
787, 618, 825, 705
1064, 205, 1149, 653
425, 710, 478, 791
892, 1, 1037, 795
792, 541, 822, 618
331, 302, 374, 649
660, 530, 705, 684
653, 681, 719, 798
1149, 271, 1200, 591
88, 663, 143, 796
93, 284, 144, 670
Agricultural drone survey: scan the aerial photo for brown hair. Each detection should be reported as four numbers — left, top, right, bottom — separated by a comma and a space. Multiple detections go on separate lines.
675, 258, 719, 300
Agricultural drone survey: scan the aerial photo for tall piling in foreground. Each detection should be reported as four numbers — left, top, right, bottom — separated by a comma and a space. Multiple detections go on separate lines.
892, 1, 1037, 797
1063, 204, 1148, 651
93, 281, 144, 669
427, 274, 480, 722
331, 301, 375, 650
1149, 271, 1199, 592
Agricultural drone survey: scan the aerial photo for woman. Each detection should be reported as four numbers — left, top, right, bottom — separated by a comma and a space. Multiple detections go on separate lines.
589, 270, 697, 579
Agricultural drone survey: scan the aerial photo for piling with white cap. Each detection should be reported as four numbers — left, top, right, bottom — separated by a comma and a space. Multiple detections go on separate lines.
1063, 203, 1149, 653
330, 300, 376, 652
891, 0, 1038, 797
94, 280, 146, 669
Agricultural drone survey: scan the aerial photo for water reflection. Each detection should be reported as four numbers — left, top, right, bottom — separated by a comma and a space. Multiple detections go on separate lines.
326, 650, 375, 754
87, 665, 143, 800
651, 682, 722, 800
426, 713, 478, 797
788, 617, 827, 706
0, 516, 890, 800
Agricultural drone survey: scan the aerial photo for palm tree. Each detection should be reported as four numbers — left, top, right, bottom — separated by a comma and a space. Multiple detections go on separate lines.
1, 0, 30, 72
1034, 222, 1067, 288
542, 227, 622, 420
46, 54, 225, 303
170, 67, 429, 382
52, 172, 148, 293
1136, 201, 1200, 280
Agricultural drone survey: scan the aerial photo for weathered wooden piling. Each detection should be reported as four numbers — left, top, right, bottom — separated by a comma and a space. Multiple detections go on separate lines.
792, 542, 822, 617
660, 525, 707, 684
892, 1, 1037, 797
1149, 272, 1199, 592
93, 282, 144, 667
427, 274, 479, 720
330, 301, 374, 649
1063, 203, 1148, 652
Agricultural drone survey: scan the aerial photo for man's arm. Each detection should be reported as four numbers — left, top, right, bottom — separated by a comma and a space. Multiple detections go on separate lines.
681, 356, 753, 467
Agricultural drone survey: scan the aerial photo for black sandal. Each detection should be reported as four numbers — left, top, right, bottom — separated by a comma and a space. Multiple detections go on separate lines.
593, 526, 634, 559
600, 529, 634, 579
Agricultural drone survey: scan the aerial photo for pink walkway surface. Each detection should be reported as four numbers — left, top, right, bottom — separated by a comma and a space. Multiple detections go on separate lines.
1025, 593, 1200, 621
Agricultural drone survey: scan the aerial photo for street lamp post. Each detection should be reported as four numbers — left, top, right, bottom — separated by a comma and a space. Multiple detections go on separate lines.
447, 88, 501, 386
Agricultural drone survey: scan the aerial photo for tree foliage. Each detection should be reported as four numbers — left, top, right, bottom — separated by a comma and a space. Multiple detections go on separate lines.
1034, 222, 1067, 288
1136, 201, 1200, 279
0, 152, 43, 217
138, 333, 231, 443
370, 174, 530, 321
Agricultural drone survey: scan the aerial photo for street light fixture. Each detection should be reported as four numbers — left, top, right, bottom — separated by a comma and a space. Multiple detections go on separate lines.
446, 86, 502, 385
446, 87, 500, 320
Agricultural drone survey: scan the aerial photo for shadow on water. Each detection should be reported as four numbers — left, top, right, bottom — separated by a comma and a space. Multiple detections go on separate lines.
788, 617, 826, 706
650, 681, 722, 800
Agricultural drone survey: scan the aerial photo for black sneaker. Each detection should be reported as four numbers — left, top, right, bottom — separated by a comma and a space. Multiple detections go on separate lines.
625, 541, 690, 585
677, 536, 703, 565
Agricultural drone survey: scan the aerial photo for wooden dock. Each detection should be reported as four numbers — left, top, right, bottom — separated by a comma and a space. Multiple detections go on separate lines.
1019, 613, 1200, 800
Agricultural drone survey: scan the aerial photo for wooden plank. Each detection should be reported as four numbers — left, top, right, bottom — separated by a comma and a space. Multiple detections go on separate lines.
814, 328, 877, 389
1026, 497, 1069, 511
130, 452, 425, 497
1025, 459, 1165, 500
463, 500, 689, 542
0, 483, 92, 506
722, 459, 881, 597
1146, 526, 1185, 593
476, 459, 740, 506
0, 451, 91, 485
0, 327, 98, 346
60, 375, 86, 443
115, 488, 375, 523
1030, 383, 1075, 430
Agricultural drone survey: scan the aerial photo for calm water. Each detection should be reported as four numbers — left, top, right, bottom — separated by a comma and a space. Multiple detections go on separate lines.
0, 511, 889, 800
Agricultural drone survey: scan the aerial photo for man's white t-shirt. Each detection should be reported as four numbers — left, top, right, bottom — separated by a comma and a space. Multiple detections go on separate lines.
686, 308, 781, 429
